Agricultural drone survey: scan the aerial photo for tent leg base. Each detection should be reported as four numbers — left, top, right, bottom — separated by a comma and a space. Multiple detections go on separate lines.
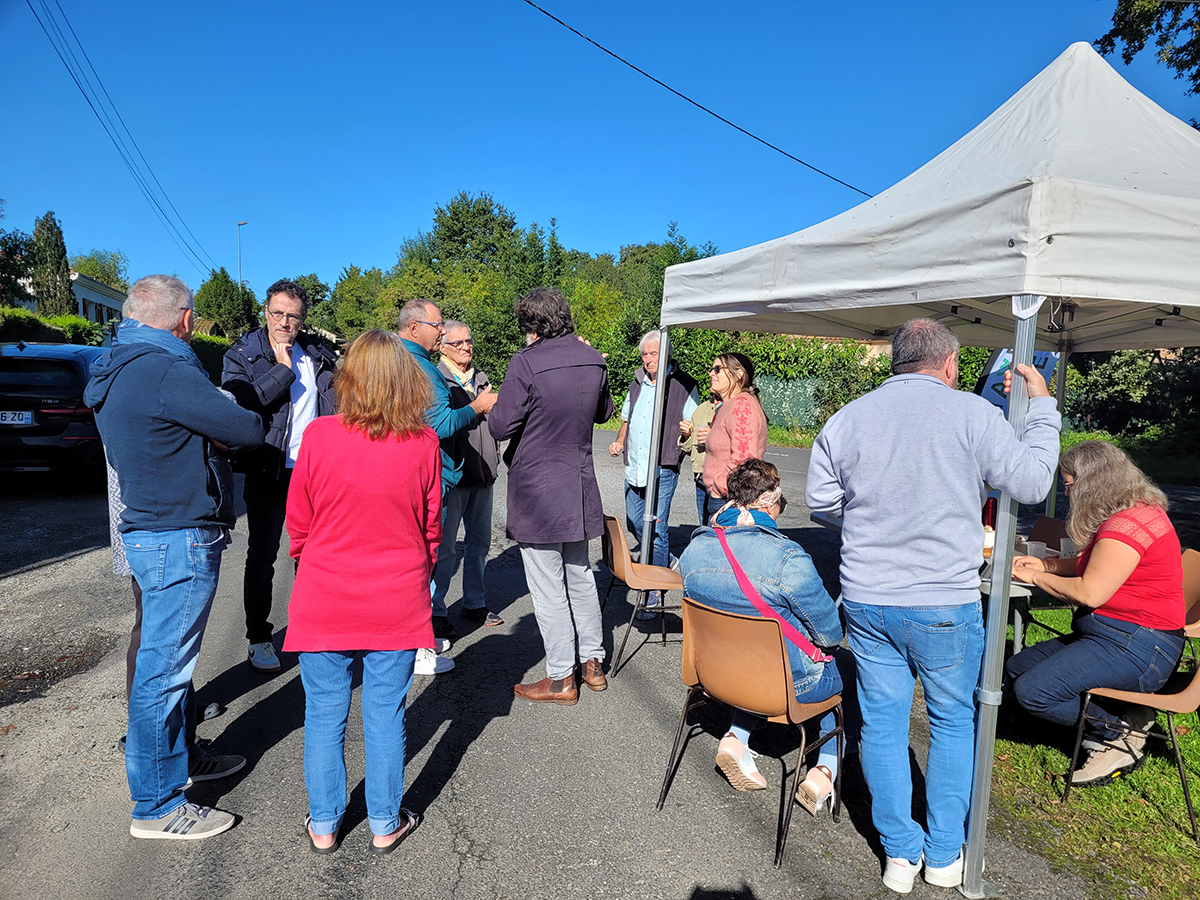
958, 879, 1002, 899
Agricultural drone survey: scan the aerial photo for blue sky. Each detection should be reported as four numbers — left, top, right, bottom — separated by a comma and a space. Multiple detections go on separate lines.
2, 0, 1196, 298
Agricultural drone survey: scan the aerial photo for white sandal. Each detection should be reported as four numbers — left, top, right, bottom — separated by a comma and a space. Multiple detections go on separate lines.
796, 764, 834, 815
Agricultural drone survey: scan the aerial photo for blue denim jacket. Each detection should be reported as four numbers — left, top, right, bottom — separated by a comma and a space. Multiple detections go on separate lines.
679, 522, 842, 693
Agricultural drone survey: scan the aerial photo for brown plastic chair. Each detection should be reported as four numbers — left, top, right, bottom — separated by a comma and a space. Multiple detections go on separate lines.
1062, 548, 1200, 842
657, 597, 843, 867
601, 514, 683, 676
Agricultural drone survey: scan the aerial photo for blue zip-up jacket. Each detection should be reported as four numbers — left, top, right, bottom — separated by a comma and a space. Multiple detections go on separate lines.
84, 340, 264, 532
679, 517, 842, 693
402, 338, 476, 492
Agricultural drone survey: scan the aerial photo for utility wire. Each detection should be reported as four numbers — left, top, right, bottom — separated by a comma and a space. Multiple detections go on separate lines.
25, 1, 213, 276
521, 0, 873, 198
51, 0, 221, 271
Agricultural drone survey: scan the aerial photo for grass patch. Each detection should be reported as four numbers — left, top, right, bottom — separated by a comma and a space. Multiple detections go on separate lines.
991, 611, 1200, 899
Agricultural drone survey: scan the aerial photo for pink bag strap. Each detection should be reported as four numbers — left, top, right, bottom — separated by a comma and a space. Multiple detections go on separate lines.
714, 527, 833, 664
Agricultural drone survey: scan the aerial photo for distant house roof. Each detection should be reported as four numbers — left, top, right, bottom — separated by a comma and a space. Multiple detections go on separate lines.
70, 271, 126, 304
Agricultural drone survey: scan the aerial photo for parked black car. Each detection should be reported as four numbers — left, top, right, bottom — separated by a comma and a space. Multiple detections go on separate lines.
0, 342, 105, 472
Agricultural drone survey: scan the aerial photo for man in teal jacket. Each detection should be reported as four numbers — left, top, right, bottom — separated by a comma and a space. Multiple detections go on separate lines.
399, 299, 498, 650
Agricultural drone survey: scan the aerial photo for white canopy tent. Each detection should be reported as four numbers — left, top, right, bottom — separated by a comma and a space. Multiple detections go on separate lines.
641, 42, 1200, 897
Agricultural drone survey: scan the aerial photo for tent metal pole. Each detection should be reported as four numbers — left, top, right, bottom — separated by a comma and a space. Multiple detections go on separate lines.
961, 294, 1045, 898
639, 327, 671, 565
1045, 342, 1069, 518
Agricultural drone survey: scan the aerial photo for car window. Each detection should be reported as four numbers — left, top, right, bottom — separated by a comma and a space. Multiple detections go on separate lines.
0, 359, 80, 390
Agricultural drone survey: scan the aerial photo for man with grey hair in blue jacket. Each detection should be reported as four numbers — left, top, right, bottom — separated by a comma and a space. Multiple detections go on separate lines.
86, 274, 263, 841
806, 317, 1060, 894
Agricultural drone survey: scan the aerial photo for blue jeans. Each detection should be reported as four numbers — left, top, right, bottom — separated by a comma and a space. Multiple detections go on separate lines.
123, 526, 226, 820
624, 465, 680, 569
1006, 611, 1184, 740
299, 649, 417, 836
844, 599, 985, 868
695, 478, 719, 527
431, 482, 494, 616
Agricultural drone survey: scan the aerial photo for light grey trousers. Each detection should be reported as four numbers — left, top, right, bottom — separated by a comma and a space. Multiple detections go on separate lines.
518, 540, 606, 680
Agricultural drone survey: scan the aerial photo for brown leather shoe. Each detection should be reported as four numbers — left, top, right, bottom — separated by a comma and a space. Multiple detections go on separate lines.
513, 675, 578, 705
580, 658, 607, 692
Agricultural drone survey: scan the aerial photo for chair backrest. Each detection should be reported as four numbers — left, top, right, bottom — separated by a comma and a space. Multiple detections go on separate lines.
1182, 549, 1200, 638
603, 515, 633, 582
681, 596, 796, 719
1029, 515, 1069, 548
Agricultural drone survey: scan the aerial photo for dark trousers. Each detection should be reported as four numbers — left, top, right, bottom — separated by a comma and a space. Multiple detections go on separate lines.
243, 469, 292, 644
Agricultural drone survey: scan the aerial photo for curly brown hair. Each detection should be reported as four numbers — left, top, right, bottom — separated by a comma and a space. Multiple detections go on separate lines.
335, 330, 432, 440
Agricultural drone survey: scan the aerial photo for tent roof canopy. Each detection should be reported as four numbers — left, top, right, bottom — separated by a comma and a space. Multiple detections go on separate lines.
662, 42, 1200, 352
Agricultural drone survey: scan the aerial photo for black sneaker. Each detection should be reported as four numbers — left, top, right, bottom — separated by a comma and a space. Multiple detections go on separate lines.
432, 616, 458, 640
462, 607, 503, 626
189, 748, 247, 782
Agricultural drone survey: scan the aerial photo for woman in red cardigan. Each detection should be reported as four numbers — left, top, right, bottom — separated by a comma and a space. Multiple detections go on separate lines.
701, 352, 768, 500
284, 330, 441, 854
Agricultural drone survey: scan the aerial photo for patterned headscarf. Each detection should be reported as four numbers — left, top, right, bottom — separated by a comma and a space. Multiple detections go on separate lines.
714, 486, 783, 526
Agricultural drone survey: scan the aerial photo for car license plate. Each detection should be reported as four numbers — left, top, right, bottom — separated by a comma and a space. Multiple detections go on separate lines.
0, 411, 33, 425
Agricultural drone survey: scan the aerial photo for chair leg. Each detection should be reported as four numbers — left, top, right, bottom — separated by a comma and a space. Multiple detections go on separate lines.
600, 573, 615, 612
1167, 712, 1200, 844
832, 705, 844, 825
660, 590, 669, 644
776, 725, 807, 868
658, 686, 704, 810
1063, 694, 1093, 803
1012, 599, 1025, 654
611, 590, 645, 677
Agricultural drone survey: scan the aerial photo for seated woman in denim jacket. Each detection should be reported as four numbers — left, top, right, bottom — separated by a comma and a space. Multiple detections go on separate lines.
678, 458, 848, 815
1007, 440, 1186, 785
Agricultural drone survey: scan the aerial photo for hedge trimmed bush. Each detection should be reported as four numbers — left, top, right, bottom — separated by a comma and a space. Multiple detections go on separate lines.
192, 333, 231, 386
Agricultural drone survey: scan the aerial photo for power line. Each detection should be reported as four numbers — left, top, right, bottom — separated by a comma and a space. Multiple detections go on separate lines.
25, 1, 215, 276
521, 0, 873, 199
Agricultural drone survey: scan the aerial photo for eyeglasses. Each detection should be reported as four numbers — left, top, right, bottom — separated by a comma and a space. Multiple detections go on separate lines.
443, 338, 473, 348
266, 309, 304, 325
779, 496, 789, 515
1063, 479, 1074, 495
417, 320, 446, 331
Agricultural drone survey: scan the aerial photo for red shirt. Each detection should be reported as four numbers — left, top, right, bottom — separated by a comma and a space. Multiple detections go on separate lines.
282, 416, 441, 652
1077, 503, 1184, 632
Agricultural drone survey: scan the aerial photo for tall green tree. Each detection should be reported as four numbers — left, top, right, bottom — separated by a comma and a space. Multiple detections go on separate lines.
290, 273, 330, 305
328, 265, 385, 338
1098, 2, 1200, 124
195, 266, 258, 336
70, 248, 129, 292
423, 191, 521, 273
32, 211, 74, 316
0, 201, 35, 307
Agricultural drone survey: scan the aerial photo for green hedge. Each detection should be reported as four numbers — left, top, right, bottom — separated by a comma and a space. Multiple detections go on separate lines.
0, 308, 107, 346
192, 333, 231, 386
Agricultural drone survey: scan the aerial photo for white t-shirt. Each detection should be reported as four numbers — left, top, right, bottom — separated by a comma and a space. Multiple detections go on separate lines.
286, 343, 319, 468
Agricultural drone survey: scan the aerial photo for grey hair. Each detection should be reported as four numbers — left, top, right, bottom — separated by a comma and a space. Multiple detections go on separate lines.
123, 275, 193, 330
444, 319, 470, 337
638, 330, 661, 354
397, 298, 436, 331
891, 318, 960, 375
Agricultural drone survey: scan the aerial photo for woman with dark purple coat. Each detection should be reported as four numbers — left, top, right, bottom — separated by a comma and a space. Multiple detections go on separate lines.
488, 287, 614, 705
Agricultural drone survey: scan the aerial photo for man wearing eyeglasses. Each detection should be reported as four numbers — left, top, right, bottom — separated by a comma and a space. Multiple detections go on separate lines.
398, 300, 499, 671
222, 279, 338, 673
431, 321, 504, 630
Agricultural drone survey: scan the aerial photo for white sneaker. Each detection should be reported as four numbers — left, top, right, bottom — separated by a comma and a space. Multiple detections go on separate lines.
924, 853, 964, 887
414, 647, 454, 675
247, 642, 281, 673
882, 855, 923, 894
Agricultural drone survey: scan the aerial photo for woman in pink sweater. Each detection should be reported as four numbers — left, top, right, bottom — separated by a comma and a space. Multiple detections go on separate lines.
284, 330, 441, 855
701, 352, 768, 499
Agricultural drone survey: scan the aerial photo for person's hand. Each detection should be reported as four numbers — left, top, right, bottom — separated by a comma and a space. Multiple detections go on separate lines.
1003, 363, 1050, 399
210, 438, 231, 453
1011, 555, 1046, 583
679, 419, 693, 437
696, 426, 710, 445
273, 339, 293, 369
469, 385, 498, 415
608, 439, 624, 457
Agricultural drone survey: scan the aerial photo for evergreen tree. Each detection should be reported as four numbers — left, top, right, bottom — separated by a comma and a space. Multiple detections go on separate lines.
195, 266, 258, 336
32, 211, 74, 316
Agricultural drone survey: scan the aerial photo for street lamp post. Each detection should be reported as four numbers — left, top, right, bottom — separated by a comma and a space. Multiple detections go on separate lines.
237, 221, 248, 286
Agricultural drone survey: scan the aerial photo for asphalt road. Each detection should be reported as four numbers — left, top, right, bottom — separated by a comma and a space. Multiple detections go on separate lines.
0, 435, 1093, 900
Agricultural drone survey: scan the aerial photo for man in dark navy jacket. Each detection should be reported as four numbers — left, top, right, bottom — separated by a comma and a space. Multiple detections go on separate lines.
86, 274, 263, 841
222, 279, 337, 673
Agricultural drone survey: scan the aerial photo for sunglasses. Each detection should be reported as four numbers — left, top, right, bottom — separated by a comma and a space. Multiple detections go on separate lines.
710, 364, 725, 375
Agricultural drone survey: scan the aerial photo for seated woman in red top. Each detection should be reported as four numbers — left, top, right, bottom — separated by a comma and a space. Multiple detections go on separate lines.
284, 330, 441, 854
1006, 440, 1185, 785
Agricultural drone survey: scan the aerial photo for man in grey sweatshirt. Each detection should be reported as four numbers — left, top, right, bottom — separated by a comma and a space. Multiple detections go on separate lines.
806, 318, 1060, 893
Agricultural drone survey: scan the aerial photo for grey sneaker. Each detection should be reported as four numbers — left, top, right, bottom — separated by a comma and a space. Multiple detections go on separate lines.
130, 802, 235, 840
1072, 741, 1144, 786
248, 642, 281, 673
189, 748, 246, 782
